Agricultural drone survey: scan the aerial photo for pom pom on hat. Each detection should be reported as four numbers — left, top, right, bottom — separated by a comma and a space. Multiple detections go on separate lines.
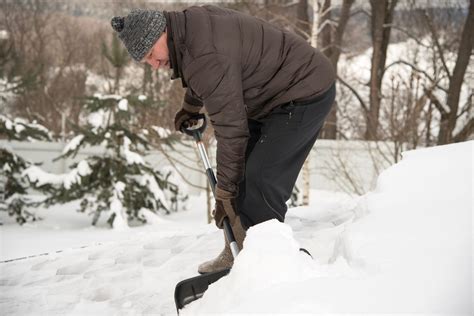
111, 16, 125, 33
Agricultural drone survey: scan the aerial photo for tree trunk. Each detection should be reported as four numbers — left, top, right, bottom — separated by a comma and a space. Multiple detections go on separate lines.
366, 0, 398, 140
437, 0, 474, 144
296, 0, 311, 40
319, 0, 336, 139
319, 0, 354, 140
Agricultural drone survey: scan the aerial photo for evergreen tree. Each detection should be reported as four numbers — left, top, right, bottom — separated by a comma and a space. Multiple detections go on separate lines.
0, 30, 41, 105
25, 94, 187, 229
0, 115, 51, 224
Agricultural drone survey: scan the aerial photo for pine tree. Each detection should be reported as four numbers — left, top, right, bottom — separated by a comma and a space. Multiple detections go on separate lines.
25, 94, 187, 229
0, 115, 51, 224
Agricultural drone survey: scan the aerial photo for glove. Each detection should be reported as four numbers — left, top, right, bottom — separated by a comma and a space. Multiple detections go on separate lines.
174, 109, 200, 132
213, 186, 239, 229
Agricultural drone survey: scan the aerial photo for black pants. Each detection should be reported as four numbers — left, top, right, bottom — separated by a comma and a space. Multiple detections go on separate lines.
237, 84, 336, 230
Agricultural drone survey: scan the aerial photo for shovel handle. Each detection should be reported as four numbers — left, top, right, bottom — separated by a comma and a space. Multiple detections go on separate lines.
189, 128, 239, 258
180, 113, 207, 137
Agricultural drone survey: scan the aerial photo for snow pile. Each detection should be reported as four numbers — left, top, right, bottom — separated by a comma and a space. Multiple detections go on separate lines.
183, 220, 337, 314
183, 141, 473, 314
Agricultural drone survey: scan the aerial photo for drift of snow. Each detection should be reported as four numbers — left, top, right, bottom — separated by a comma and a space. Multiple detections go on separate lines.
1, 141, 471, 315
184, 141, 473, 314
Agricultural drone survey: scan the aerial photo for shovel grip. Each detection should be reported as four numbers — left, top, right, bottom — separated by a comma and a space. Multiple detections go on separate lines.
180, 113, 207, 137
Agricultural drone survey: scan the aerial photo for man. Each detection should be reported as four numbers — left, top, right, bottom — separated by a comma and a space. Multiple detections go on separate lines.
111, 5, 336, 274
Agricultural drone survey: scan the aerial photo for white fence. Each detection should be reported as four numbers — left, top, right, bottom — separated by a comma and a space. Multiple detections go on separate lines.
1, 139, 397, 196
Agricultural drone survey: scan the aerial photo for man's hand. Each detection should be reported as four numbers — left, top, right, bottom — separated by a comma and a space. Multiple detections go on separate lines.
174, 109, 200, 132
174, 109, 203, 132
213, 187, 238, 228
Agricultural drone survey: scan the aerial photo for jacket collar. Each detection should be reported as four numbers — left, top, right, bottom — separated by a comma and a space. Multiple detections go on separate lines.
164, 11, 187, 88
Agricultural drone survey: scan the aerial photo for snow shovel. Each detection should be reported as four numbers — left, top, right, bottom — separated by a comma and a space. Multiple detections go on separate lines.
174, 114, 240, 312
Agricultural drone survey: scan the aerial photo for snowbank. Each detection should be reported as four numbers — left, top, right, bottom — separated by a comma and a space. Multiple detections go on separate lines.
183, 141, 473, 315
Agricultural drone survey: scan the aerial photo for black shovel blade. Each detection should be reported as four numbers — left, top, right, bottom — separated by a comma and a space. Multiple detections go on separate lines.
174, 268, 231, 311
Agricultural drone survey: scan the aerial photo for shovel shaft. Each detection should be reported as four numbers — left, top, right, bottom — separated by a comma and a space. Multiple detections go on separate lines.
174, 128, 240, 313
193, 130, 239, 257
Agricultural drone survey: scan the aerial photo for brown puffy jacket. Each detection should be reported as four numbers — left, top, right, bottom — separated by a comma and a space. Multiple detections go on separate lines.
165, 5, 335, 195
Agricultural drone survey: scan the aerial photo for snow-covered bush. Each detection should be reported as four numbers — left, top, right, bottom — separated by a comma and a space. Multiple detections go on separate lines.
0, 115, 51, 224
24, 94, 187, 229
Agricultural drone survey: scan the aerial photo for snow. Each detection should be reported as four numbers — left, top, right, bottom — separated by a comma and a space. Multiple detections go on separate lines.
151, 125, 172, 138
3, 118, 13, 130
0, 30, 8, 40
184, 142, 472, 314
1, 141, 472, 315
140, 174, 170, 211
93, 93, 122, 101
23, 160, 92, 189
3, 163, 11, 172
110, 181, 129, 231
14, 122, 25, 134
87, 109, 106, 129
1, 115, 50, 138
117, 98, 128, 111
338, 37, 473, 138
122, 136, 145, 165
62, 135, 84, 155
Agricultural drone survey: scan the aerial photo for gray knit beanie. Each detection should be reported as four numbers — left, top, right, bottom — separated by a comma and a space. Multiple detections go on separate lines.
111, 9, 166, 62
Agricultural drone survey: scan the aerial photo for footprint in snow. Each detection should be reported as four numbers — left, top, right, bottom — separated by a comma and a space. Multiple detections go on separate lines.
56, 260, 92, 275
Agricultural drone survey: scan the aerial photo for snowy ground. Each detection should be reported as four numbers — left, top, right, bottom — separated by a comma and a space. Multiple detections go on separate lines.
0, 141, 472, 315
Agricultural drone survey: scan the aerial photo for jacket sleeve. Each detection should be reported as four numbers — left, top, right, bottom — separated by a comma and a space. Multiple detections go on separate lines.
184, 54, 249, 195
182, 88, 203, 113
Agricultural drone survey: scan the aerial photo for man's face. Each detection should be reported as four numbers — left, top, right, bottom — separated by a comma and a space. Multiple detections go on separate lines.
141, 29, 169, 70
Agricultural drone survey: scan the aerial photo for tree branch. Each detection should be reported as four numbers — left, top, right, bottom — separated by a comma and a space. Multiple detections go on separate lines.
384, 60, 449, 93
422, 10, 452, 79
337, 75, 369, 114
424, 88, 449, 116
453, 117, 473, 143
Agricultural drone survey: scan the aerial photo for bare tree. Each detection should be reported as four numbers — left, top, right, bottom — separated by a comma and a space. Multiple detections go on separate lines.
319, 0, 355, 139
296, 0, 311, 40
366, 0, 399, 140
422, 0, 473, 144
